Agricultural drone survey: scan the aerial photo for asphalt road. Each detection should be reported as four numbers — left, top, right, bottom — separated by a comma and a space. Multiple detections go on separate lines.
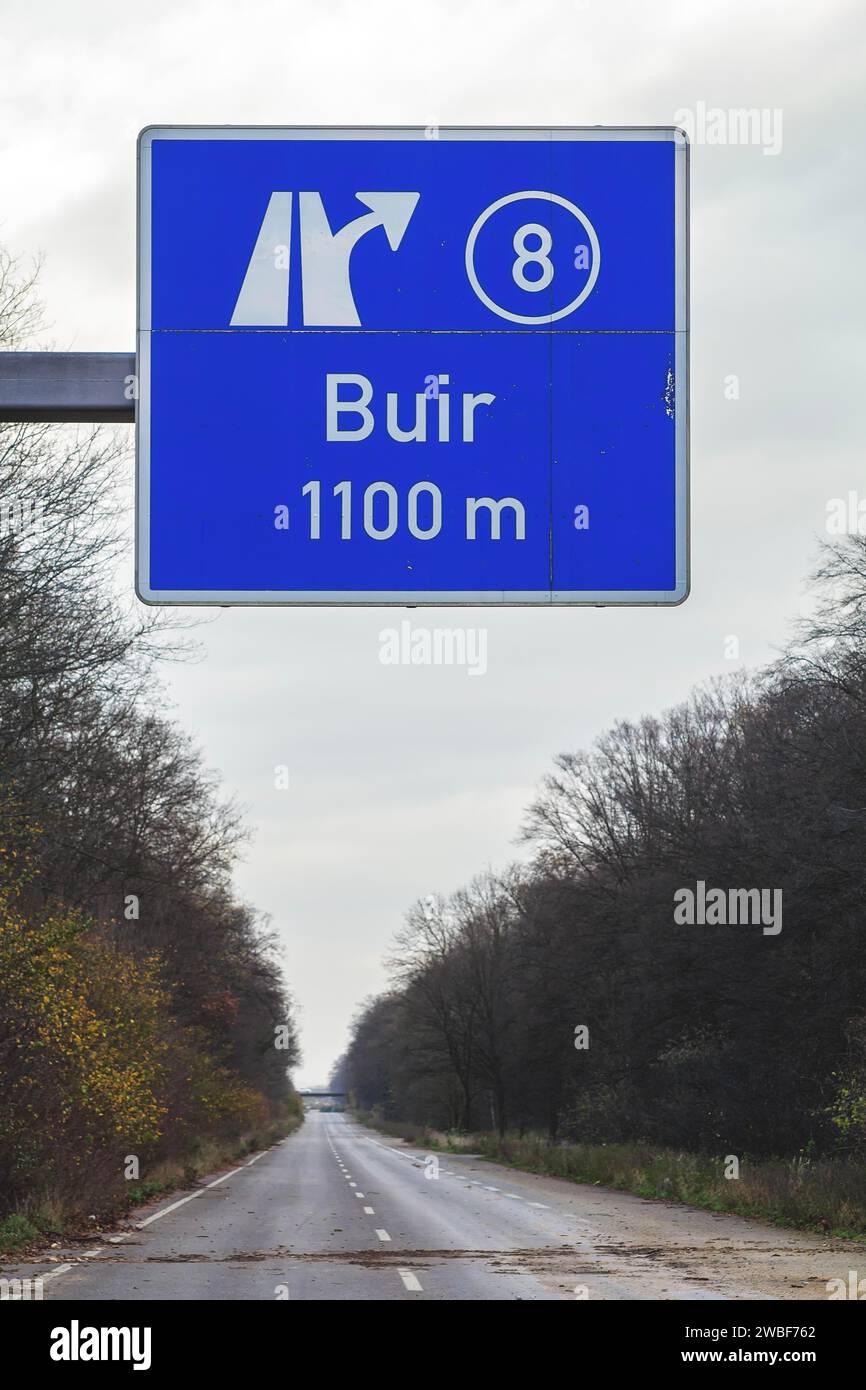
3, 1112, 857, 1301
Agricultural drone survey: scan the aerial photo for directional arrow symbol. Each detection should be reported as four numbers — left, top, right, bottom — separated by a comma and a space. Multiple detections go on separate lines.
299, 191, 420, 327
352, 192, 420, 250
230, 190, 420, 328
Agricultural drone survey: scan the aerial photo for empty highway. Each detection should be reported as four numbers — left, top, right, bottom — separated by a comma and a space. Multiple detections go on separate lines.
3, 1113, 857, 1301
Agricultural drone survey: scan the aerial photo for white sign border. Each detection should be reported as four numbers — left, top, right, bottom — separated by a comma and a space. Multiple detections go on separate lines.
136, 125, 689, 607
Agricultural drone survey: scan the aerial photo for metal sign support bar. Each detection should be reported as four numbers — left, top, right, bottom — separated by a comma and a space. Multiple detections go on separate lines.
0, 352, 135, 423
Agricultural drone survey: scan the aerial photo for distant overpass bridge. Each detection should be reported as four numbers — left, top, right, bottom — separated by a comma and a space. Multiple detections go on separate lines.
299, 1091, 346, 1099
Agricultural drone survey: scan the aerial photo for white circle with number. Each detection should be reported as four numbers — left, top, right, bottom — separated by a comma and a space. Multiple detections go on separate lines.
465, 190, 601, 324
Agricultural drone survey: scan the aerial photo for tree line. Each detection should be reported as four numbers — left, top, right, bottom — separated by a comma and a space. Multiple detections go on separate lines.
0, 251, 300, 1226
340, 536, 866, 1158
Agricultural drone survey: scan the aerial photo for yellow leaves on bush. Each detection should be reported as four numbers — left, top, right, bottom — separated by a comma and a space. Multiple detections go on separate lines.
0, 877, 272, 1196
0, 897, 168, 1151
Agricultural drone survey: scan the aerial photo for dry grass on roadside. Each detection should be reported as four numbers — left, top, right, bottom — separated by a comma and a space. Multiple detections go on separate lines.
0, 1111, 303, 1258
354, 1113, 866, 1240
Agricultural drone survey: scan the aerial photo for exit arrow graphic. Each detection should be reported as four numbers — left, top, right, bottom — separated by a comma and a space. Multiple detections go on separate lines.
299, 191, 420, 327
230, 190, 420, 328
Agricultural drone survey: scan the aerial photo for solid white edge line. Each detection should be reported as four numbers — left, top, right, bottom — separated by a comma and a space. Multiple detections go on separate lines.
363, 1137, 416, 1162
38, 1140, 282, 1281
136, 1146, 270, 1228
205, 1172, 233, 1188
136, 1189, 203, 1228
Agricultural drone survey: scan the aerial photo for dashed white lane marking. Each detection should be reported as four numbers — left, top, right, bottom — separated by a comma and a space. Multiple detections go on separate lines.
330, 1123, 561, 1265
397, 1269, 423, 1292
360, 1133, 562, 1211
42, 1263, 73, 1282
83, 1248, 103, 1257
328, 1126, 388, 1233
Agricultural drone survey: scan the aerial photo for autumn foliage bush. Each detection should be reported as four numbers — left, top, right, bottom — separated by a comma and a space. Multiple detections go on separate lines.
0, 842, 279, 1218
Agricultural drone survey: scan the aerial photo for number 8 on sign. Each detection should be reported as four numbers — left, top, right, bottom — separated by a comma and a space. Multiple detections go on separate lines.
512, 224, 554, 292
465, 190, 601, 325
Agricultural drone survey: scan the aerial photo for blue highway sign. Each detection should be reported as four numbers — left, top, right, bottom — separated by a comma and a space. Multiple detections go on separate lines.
136, 127, 688, 605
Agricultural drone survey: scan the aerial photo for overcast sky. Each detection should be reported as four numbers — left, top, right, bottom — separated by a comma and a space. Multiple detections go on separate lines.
2, 0, 864, 1083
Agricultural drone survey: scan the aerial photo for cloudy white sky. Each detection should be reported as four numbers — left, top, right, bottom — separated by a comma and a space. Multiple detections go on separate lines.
2, 0, 864, 1082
